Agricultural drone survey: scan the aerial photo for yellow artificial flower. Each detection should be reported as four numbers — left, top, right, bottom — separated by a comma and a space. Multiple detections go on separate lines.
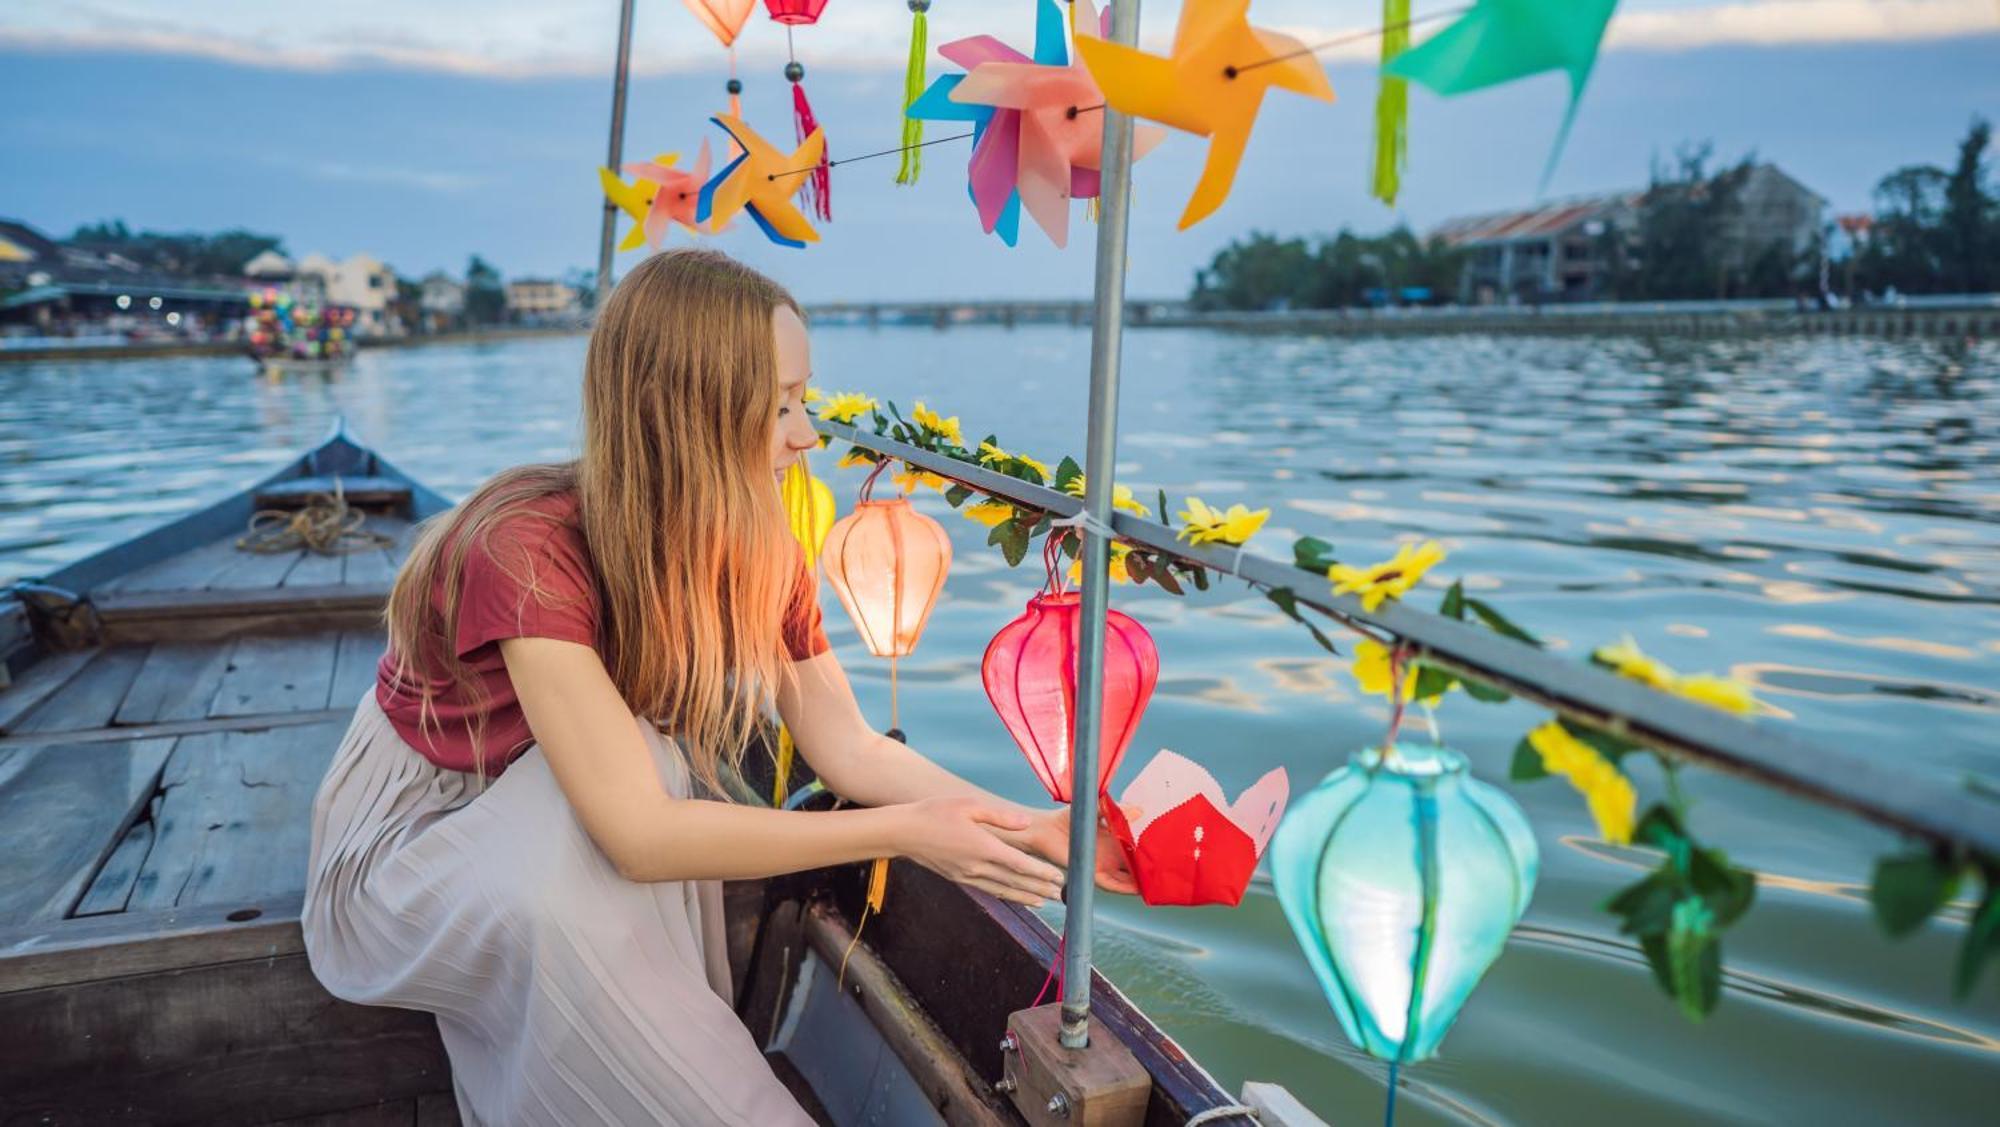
1327, 540, 1446, 612
1593, 635, 1677, 690
1350, 638, 1443, 706
1527, 721, 1637, 845
911, 401, 965, 448
836, 448, 881, 470
894, 466, 950, 494
963, 499, 1015, 528
1061, 474, 1151, 517
1671, 673, 1760, 715
977, 441, 1053, 483
1068, 541, 1134, 585
1594, 636, 1761, 714
818, 391, 877, 425
1176, 497, 1270, 547
802, 386, 823, 404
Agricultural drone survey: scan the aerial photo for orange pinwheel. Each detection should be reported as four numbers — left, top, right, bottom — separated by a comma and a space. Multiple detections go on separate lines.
1075, 0, 1333, 229
625, 139, 716, 246
696, 114, 826, 247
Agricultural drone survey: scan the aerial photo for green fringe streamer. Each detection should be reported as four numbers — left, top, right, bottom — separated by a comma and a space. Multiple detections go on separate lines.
896, 10, 928, 185
1371, 0, 1410, 207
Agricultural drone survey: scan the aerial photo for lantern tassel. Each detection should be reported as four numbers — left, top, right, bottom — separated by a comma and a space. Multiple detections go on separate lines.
1370, 0, 1410, 207
837, 856, 891, 989
773, 723, 795, 807
792, 81, 832, 221
897, 8, 928, 185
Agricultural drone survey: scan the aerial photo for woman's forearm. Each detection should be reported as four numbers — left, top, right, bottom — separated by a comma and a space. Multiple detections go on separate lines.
619, 798, 907, 883
818, 732, 1027, 817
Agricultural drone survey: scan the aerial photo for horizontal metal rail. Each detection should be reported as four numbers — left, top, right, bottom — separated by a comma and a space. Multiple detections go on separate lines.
817, 419, 2000, 858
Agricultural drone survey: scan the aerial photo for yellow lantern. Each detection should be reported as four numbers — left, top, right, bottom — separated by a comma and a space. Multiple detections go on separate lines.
781, 460, 835, 568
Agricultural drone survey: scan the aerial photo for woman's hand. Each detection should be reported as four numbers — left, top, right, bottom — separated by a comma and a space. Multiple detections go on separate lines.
1005, 805, 1141, 897
894, 797, 1068, 907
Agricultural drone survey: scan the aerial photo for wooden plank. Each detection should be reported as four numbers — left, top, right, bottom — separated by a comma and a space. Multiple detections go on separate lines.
97, 582, 391, 622
10, 646, 147, 734
98, 535, 248, 594
0, 738, 173, 926
0, 950, 450, 1124
0, 707, 352, 751
0, 649, 95, 734
283, 549, 348, 588
342, 548, 401, 588
262, 1099, 422, 1127
128, 720, 344, 911
0, 892, 305, 993
203, 544, 308, 592
330, 630, 384, 713
415, 1093, 462, 1127
71, 815, 154, 917
210, 633, 340, 719
115, 639, 236, 725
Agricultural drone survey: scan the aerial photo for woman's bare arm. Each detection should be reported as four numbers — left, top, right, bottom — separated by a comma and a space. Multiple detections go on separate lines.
501, 636, 1065, 902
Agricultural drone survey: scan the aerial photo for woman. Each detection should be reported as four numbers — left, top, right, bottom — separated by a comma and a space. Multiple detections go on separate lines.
303, 249, 1134, 1125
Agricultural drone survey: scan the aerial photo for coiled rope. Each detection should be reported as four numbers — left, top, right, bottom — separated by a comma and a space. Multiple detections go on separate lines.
236, 480, 395, 556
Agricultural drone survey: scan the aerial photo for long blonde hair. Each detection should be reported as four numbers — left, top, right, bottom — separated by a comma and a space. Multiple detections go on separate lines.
384, 249, 802, 794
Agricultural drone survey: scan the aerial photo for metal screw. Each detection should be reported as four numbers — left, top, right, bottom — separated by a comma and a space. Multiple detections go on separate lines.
995, 1077, 1016, 1094
998, 1033, 1019, 1054
1046, 1093, 1070, 1117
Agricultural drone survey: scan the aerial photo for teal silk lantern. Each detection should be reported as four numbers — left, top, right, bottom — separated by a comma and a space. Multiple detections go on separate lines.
1272, 743, 1538, 1064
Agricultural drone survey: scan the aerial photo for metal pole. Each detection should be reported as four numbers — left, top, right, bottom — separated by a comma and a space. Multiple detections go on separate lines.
1059, 0, 1141, 1052
596, 0, 638, 305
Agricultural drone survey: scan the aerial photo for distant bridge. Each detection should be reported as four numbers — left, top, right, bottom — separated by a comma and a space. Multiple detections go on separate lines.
804, 299, 1191, 329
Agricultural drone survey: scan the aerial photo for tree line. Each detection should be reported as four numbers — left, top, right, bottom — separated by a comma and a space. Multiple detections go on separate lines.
1192, 116, 1996, 310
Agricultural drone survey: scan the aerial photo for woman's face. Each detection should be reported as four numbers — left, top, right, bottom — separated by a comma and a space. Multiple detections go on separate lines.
770, 304, 817, 483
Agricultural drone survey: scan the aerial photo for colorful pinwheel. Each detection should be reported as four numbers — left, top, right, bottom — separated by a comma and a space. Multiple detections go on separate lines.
696, 114, 826, 247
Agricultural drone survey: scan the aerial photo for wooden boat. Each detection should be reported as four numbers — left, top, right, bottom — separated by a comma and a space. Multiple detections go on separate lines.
254, 353, 354, 378
0, 423, 1260, 1126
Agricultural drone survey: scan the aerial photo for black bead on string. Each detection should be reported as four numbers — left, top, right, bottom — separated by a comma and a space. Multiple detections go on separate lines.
727, 78, 742, 95
784, 60, 805, 83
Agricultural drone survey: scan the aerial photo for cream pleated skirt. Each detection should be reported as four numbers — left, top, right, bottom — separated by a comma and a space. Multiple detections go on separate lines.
302, 692, 812, 1127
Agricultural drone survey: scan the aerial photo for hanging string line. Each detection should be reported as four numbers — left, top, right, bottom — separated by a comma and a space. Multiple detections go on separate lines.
763, 7, 1469, 183
768, 129, 977, 180
1384, 643, 1413, 750
1230, 5, 1473, 76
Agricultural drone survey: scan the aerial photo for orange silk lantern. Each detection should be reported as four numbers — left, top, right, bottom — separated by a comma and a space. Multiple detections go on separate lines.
820, 499, 950, 657
820, 465, 951, 732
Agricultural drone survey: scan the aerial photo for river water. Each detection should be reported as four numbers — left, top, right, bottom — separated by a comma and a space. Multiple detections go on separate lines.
2, 329, 1996, 1123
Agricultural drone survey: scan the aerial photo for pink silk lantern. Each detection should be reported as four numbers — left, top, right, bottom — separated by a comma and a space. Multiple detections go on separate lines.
763, 0, 827, 23
820, 498, 951, 659
983, 579, 1160, 803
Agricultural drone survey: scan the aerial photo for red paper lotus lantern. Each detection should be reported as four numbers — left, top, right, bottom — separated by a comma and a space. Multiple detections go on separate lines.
1101, 750, 1288, 907
983, 585, 1159, 804
820, 497, 951, 658
763, 0, 827, 23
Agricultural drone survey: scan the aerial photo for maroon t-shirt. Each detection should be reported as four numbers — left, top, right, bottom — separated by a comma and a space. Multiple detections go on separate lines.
376, 491, 830, 775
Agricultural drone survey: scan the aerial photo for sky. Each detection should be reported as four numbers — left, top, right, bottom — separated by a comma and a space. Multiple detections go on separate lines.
1, 0, 1995, 301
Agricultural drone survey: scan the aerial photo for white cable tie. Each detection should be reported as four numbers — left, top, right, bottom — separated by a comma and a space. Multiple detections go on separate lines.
1184, 1105, 1260, 1126
1049, 508, 1118, 540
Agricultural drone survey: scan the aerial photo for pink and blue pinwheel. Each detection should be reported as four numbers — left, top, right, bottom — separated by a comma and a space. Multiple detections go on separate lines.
906, 0, 1156, 248
623, 139, 716, 246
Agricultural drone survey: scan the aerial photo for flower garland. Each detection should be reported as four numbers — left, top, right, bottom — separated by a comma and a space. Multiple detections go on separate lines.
811, 391, 2000, 1016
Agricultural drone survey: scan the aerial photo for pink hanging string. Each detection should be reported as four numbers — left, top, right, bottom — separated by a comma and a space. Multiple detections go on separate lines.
1032, 936, 1067, 1007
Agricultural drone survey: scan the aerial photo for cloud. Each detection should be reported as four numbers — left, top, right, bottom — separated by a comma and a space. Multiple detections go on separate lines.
2, 0, 1994, 77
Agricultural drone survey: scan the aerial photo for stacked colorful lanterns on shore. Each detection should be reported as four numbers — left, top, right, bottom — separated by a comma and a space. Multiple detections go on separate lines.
245, 289, 353, 362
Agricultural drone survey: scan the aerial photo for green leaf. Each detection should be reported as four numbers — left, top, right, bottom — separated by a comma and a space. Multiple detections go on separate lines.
1509, 736, 1549, 781
945, 484, 972, 507
1640, 933, 1676, 997
1606, 868, 1681, 937
1632, 803, 1689, 856
885, 400, 909, 428
1264, 587, 1340, 654
997, 521, 1031, 567
1440, 580, 1467, 621
986, 522, 1010, 549
1689, 847, 1757, 927
1189, 565, 1211, 592
1054, 456, 1084, 493
1465, 598, 1543, 647
1157, 489, 1172, 528
1667, 898, 1722, 1021
1462, 677, 1511, 704
1870, 850, 1961, 937
1293, 536, 1337, 573
1412, 664, 1456, 702
1952, 871, 2000, 997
